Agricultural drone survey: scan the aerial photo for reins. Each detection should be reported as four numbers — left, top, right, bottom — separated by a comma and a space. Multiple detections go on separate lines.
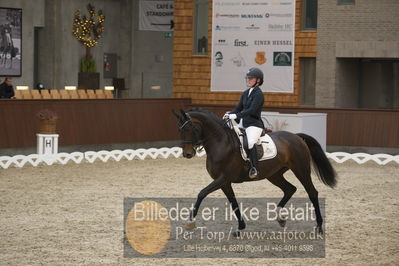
179, 111, 242, 154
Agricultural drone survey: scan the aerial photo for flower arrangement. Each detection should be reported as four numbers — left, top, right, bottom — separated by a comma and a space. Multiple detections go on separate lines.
36, 109, 58, 120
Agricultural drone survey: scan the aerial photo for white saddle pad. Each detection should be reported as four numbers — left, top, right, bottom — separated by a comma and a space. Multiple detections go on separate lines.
229, 120, 277, 161
238, 133, 278, 161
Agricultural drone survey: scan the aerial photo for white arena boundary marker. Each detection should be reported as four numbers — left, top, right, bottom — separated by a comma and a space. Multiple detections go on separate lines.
0, 147, 398, 169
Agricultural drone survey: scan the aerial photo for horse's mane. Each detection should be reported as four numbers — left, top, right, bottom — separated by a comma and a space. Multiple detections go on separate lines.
186, 108, 226, 127
186, 108, 239, 147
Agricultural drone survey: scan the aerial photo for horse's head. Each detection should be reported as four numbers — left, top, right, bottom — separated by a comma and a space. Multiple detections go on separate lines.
172, 109, 202, 159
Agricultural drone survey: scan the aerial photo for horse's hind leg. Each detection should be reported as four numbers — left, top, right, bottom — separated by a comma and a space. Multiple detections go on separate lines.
268, 169, 297, 227
292, 168, 324, 233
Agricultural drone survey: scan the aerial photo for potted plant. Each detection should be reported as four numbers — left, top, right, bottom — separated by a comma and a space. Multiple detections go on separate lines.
78, 49, 100, 90
37, 109, 58, 134
81, 48, 97, 73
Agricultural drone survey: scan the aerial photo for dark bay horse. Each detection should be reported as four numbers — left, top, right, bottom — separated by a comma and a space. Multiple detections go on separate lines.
173, 109, 337, 235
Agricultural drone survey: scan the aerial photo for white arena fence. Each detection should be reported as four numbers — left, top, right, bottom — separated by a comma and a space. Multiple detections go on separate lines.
0, 147, 398, 169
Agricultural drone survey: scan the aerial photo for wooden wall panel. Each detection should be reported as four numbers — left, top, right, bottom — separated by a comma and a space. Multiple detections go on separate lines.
190, 104, 399, 148
0, 99, 191, 149
173, 0, 316, 107
2, 100, 395, 149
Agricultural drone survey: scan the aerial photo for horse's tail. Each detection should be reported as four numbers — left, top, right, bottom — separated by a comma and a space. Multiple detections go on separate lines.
297, 133, 337, 188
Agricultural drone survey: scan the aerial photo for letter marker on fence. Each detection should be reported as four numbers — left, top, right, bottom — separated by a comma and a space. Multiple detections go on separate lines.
37, 134, 59, 155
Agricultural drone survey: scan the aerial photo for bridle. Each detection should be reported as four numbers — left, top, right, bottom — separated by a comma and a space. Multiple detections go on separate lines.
179, 114, 203, 150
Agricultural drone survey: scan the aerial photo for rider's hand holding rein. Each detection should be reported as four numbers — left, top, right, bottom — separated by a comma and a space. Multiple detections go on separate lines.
223, 112, 237, 120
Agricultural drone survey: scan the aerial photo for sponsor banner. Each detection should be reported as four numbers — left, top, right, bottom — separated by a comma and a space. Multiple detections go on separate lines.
211, 0, 295, 92
139, 0, 174, 31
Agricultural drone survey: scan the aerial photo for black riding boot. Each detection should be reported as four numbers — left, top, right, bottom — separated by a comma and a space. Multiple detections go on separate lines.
248, 147, 258, 179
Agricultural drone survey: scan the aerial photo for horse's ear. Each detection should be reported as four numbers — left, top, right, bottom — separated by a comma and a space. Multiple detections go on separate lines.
172, 109, 181, 119
180, 109, 188, 119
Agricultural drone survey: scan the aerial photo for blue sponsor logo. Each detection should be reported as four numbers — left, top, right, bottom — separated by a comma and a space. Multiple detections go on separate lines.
215, 25, 240, 31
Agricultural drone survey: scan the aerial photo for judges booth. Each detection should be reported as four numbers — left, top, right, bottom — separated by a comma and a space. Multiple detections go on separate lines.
262, 112, 327, 151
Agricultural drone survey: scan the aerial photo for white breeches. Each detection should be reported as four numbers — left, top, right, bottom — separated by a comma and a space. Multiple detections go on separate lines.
245, 126, 263, 149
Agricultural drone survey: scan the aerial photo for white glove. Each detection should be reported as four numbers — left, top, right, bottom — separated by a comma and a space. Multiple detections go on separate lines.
223, 112, 230, 120
228, 114, 237, 120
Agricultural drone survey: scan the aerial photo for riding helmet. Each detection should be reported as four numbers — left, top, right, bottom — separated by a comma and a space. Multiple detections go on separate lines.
246, 67, 264, 86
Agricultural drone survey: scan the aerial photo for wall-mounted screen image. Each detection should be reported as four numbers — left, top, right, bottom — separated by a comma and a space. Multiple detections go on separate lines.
0, 7, 22, 77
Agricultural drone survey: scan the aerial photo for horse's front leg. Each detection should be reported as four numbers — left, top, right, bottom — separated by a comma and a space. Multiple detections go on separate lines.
187, 176, 227, 228
222, 184, 246, 237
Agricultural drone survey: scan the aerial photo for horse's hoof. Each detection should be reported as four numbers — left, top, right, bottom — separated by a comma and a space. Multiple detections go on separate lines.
232, 230, 241, 238
317, 226, 324, 235
277, 218, 286, 227
186, 221, 196, 229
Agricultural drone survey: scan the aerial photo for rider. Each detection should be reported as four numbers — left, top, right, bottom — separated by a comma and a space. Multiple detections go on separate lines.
223, 67, 265, 178
0, 77, 15, 99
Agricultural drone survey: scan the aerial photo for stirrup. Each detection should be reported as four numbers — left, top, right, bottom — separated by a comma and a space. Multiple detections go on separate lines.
249, 167, 258, 179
